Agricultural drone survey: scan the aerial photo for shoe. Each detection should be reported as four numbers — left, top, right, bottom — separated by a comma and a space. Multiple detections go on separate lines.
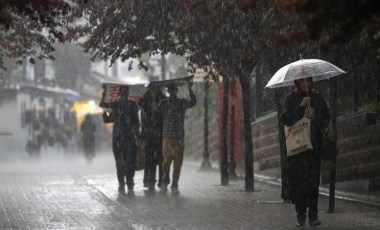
296, 217, 305, 227
118, 185, 125, 193
296, 221, 305, 227
309, 219, 321, 227
171, 188, 180, 195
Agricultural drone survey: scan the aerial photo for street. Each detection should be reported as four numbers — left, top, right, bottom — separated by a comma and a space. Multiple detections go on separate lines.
0, 152, 379, 230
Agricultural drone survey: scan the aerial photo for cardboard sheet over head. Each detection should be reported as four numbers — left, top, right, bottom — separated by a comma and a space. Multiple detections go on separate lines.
99, 83, 146, 107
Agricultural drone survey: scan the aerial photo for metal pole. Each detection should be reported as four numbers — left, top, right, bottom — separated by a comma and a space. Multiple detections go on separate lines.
274, 88, 290, 201
201, 80, 212, 170
161, 53, 166, 80
377, 61, 380, 104
353, 69, 357, 112
328, 77, 338, 213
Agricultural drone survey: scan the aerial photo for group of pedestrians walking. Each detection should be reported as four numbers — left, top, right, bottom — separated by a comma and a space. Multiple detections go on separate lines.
88, 71, 330, 227
99, 81, 196, 195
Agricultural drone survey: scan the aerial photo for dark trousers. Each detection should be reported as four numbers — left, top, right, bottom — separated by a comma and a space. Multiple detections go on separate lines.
143, 140, 163, 187
287, 151, 321, 220
112, 136, 136, 187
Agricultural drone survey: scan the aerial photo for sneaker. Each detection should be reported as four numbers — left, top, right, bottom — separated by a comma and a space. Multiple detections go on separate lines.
309, 219, 321, 227
171, 188, 180, 195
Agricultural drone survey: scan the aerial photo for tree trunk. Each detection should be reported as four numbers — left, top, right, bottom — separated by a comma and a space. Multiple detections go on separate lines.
238, 72, 254, 191
221, 76, 230, 186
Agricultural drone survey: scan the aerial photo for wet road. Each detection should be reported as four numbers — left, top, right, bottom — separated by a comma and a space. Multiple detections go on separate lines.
0, 152, 379, 230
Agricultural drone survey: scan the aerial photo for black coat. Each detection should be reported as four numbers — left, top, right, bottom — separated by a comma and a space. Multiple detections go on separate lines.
138, 91, 166, 144
281, 90, 330, 205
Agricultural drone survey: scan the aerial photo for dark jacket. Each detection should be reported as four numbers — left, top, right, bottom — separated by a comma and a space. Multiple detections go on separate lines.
138, 91, 166, 143
81, 115, 96, 154
102, 99, 140, 139
81, 116, 96, 141
281, 90, 330, 156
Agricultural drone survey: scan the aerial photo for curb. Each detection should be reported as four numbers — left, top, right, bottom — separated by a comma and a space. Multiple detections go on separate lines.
185, 160, 380, 208
254, 173, 380, 208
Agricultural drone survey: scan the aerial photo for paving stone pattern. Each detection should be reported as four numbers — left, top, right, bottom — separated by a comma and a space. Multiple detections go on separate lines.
0, 157, 379, 230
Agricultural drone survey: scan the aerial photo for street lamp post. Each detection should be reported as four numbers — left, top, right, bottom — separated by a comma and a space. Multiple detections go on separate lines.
329, 77, 338, 213
201, 80, 212, 170
221, 76, 230, 185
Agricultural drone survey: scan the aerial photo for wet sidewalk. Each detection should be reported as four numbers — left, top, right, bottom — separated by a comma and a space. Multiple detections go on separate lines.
0, 155, 380, 230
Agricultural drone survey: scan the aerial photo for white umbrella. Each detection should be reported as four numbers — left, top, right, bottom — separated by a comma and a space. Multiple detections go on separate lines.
265, 59, 346, 88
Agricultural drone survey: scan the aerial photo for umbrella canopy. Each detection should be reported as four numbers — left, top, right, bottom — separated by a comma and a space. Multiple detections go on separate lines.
265, 59, 346, 88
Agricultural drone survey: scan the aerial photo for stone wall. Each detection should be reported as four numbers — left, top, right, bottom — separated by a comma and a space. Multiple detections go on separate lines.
322, 112, 380, 192
250, 111, 380, 192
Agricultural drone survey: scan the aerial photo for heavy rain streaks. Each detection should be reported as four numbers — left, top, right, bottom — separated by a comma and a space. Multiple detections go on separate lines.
1, 1, 380, 229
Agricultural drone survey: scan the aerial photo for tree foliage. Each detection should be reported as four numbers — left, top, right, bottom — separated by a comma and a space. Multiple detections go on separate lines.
274, 0, 380, 43
69, 0, 298, 78
2, 0, 380, 72
0, 0, 75, 69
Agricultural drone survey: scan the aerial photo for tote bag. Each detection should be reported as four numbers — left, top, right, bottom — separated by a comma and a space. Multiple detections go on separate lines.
284, 107, 313, 156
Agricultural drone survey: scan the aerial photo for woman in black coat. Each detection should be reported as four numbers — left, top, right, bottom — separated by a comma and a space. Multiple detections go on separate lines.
281, 77, 330, 227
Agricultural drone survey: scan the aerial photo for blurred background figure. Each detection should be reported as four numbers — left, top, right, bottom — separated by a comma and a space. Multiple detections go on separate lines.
80, 114, 97, 164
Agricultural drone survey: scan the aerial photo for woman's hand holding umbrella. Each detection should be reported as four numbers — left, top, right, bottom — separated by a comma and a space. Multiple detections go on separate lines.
300, 97, 311, 107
